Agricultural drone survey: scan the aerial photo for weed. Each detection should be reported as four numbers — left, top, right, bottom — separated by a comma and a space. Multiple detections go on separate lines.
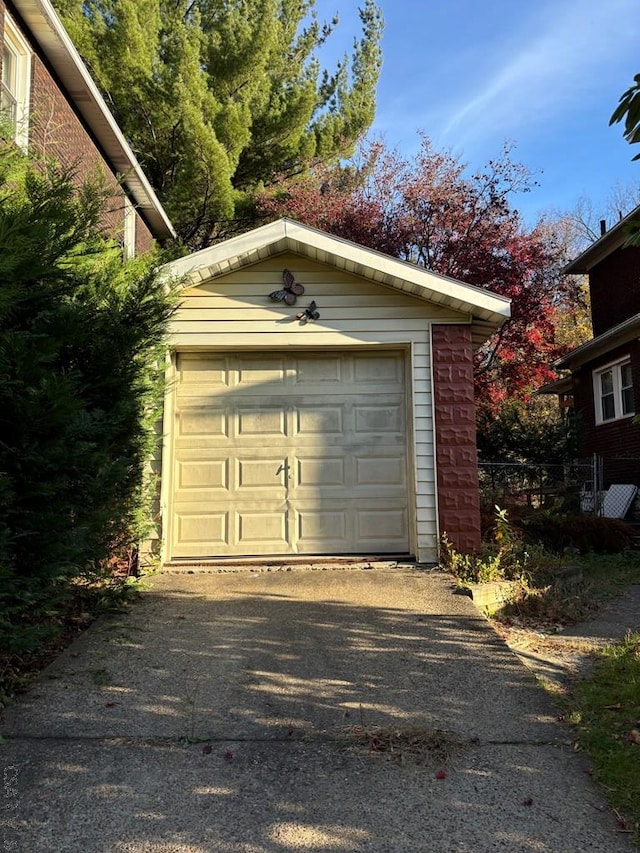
441, 506, 559, 586
338, 723, 469, 766
183, 681, 201, 743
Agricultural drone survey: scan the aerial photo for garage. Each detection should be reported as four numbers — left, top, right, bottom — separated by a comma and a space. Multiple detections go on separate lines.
170, 350, 409, 557
157, 219, 510, 563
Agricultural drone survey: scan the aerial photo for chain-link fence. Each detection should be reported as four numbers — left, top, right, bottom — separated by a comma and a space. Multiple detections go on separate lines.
478, 460, 595, 515
478, 455, 640, 520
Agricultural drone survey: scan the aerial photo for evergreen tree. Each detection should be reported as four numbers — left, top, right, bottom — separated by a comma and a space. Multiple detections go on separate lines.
53, 0, 383, 248
0, 138, 175, 649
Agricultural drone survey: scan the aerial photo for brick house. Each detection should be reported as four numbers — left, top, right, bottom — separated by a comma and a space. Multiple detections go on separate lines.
156, 219, 511, 564
544, 206, 640, 487
0, 0, 174, 251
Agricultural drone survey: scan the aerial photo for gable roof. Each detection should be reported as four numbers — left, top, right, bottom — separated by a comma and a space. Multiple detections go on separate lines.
163, 218, 511, 347
553, 312, 640, 371
11, 0, 175, 241
564, 203, 640, 274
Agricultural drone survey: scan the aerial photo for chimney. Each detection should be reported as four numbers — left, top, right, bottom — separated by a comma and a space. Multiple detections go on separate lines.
600, 219, 607, 236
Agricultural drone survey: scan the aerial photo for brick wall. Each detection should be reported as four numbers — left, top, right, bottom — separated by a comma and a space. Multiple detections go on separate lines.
2, 0, 154, 253
572, 338, 640, 458
432, 325, 482, 553
589, 246, 640, 336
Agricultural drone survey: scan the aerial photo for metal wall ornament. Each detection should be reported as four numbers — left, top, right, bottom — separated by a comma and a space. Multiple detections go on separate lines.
270, 268, 304, 305
296, 301, 320, 323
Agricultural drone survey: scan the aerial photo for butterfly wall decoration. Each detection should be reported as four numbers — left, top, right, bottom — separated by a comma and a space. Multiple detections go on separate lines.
296, 301, 320, 323
270, 269, 304, 305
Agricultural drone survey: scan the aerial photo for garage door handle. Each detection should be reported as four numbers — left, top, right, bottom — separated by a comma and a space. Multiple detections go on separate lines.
276, 462, 288, 476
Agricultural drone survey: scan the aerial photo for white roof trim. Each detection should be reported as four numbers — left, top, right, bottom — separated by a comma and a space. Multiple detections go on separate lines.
563, 203, 640, 274
554, 313, 640, 370
163, 218, 511, 329
11, 0, 175, 240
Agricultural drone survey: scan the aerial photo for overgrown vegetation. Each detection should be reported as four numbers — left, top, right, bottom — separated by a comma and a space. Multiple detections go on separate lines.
522, 513, 635, 554
441, 507, 639, 627
567, 635, 640, 842
0, 138, 176, 667
440, 506, 565, 586
444, 508, 640, 838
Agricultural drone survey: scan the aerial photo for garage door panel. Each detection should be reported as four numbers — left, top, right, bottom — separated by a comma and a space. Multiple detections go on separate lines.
237, 510, 289, 548
353, 353, 404, 383
177, 354, 230, 386
177, 409, 229, 438
296, 509, 349, 549
294, 355, 343, 383
294, 406, 344, 435
237, 409, 287, 437
354, 403, 404, 433
176, 457, 229, 491
295, 455, 346, 487
175, 510, 229, 548
238, 457, 287, 489
295, 502, 408, 551
237, 358, 286, 387
355, 455, 406, 487
170, 351, 410, 558
357, 508, 408, 543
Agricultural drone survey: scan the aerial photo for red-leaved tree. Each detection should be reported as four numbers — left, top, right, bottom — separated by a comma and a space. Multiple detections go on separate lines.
257, 137, 575, 410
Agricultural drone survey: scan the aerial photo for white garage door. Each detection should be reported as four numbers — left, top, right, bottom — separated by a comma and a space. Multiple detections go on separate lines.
169, 351, 410, 558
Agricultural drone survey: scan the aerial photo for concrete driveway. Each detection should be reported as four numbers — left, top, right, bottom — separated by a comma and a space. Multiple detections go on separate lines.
1, 566, 634, 852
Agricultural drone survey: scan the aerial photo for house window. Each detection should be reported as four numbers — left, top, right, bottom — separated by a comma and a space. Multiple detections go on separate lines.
593, 358, 635, 424
1, 14, 32, 150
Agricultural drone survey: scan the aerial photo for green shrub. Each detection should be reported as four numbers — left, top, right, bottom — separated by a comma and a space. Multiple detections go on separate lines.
522, 514, 634, 554
0, 138, 176, 651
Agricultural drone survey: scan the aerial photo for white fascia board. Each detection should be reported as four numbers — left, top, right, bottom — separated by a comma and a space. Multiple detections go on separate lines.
563, 203, 640, 274
162, 220, 289, 280
283, 220, 511, 321
13, 0, 176, 240
554, 313, 640, 370
162, 218, 511, 327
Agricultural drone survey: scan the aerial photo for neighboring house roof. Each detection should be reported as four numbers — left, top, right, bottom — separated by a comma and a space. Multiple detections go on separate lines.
162, 218, 511, 347
11, 0, 175, 241
553, 312, 640, 371
537, 375, 574, 396
564, 203, 640, 274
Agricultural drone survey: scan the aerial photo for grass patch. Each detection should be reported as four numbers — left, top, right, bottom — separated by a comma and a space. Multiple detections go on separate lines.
567, 633, 640, 842
579, 553, 640, 600
497, 553, 640, 630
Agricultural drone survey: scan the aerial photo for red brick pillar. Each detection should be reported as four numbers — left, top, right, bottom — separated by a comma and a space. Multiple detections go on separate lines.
432, 325, 481, 553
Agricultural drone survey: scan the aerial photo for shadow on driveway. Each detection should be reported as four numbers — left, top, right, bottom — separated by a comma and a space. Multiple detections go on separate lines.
1, 568, 633, 852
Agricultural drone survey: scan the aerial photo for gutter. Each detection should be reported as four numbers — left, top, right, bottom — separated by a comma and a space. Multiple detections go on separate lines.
563, 205, 640, 275
553, 313, 640, 370
12, 0, 176, 241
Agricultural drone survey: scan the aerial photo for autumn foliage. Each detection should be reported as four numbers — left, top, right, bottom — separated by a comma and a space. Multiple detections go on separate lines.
258, 138, 574, 409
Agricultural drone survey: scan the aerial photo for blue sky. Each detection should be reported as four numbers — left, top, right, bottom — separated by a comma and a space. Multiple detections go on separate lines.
314, 0, 640, 227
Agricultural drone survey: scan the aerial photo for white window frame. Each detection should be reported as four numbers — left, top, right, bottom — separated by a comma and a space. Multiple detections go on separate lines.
593, 357, 635, 425
1, 13, 32, 151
